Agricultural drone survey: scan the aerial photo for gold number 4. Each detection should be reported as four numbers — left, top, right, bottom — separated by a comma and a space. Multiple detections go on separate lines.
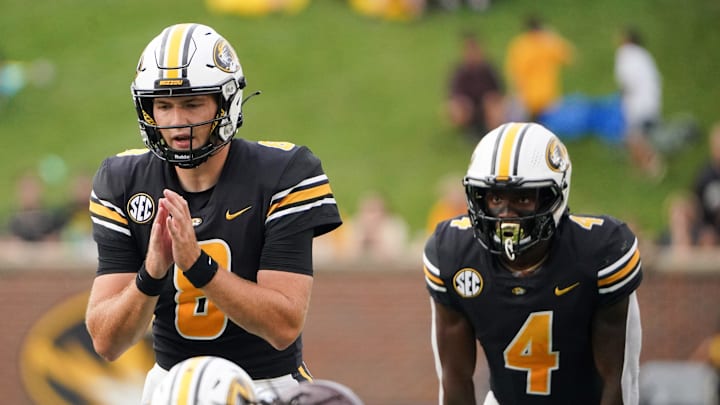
503, 311, 559, 395
568, 215, 604, 230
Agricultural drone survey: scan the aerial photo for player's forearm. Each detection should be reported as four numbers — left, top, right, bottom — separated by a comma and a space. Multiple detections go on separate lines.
86, 286, 157, 361
599, 383, 624, 405
440, 377, 476, 405
202, 269, 309, 350
593, 298, 630, 405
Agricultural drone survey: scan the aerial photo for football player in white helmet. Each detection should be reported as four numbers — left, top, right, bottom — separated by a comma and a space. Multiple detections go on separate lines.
85, 23, 342, 405
423, 122, 642, 404
131, 23, 248, 168
150, 356, 258, 405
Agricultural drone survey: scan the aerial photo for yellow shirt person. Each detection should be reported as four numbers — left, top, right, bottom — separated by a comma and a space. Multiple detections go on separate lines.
206, 0, 309, 16
505, 16, 573, 118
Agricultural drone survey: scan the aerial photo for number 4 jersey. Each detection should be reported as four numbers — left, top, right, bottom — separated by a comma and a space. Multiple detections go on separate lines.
423, 213, 642, 404
89, 139, 342, 378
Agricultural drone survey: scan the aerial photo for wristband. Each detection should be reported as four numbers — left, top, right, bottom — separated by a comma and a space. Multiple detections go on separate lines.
136, 263, 169, 296
183, 250, 219, 289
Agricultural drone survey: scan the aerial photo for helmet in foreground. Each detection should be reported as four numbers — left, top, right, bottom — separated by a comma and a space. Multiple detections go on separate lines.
132, 23, 246, 168
150, 356, 257, 405
464, 122, 571, 260
279, 380, 364, 405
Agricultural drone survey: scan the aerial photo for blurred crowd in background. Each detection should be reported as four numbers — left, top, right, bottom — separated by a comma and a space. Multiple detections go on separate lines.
202, 0, 492, 21
1, 3, 716, 264
1, 3, 719, 400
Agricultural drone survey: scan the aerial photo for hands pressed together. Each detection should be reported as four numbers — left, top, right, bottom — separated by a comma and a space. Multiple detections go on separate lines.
145, 189, 202, 278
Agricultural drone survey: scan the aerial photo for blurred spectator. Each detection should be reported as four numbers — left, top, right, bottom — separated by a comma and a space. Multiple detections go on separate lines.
430, 0, 490, 12
505, 15, 574, 120
614, 26, 664, 179
425, 174, 466, 234
7, 171, 64, 242
0, 51, 27, 104
662, 123, 720, 250
446, 32, 505, 142
59, 173, 93, 244
690, 332, 720, 403
0, 51, 55, 107
349, 0, 426, 21
346, 191, 409, 263
692, 124, 720, 241
312, 208, 354, 265
206, 0, 310, 16
663, 192, 703, 252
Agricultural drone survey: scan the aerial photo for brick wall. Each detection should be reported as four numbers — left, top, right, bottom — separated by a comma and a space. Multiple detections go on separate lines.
1, 262, 719, 404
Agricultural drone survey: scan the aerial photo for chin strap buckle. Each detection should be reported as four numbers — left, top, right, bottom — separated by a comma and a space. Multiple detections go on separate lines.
504, 237, 515, 261
499, 222, 521, 261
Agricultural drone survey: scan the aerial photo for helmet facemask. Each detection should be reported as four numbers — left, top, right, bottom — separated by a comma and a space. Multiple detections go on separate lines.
135, 78, 244, 169
465, 182, 563, 261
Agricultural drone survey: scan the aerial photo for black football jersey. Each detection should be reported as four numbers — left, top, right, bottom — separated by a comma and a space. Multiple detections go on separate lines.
424, 213, 642, 404
89, 139, 342, 378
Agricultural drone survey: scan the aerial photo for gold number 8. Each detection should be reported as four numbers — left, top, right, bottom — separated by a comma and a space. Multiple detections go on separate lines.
174, 239, 231, 339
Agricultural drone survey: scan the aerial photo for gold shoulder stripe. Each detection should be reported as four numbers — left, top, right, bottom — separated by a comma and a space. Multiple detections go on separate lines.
116, 148, 150, 157
89, 201, 128, 225
266, 183, 332, 217
598, 248, 640, 287
424, 266, 444, 286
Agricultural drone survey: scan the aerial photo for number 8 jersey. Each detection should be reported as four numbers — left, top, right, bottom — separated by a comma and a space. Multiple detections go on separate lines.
423, 213, 642, 404
89, 139, 342, 379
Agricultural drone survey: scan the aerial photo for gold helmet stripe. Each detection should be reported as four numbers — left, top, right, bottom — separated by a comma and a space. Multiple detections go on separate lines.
496, 122, 526, 181
176, 356, 206, 404
160, 23, 197, 80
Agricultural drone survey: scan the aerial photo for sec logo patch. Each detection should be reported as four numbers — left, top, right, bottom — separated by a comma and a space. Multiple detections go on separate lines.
127, 193, 155, 224
453, 268, 483, 298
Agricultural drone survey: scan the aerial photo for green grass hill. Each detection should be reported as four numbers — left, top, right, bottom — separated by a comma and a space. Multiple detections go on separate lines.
1, 0, 719, 241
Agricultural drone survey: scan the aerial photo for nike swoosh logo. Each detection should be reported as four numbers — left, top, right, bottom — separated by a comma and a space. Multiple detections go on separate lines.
225, 206, 252, 220
554, 282, 580, 296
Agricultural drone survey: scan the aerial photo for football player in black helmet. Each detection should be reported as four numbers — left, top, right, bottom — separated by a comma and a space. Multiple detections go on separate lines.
424, 122, 642, 404
85, 23, 342, 404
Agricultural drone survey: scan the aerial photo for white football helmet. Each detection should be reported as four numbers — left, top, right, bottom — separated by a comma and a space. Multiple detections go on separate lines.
132, 23, 247, 168
464, 122, 572, 260
278, 380, 364, 405
150, 356, 258, 405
